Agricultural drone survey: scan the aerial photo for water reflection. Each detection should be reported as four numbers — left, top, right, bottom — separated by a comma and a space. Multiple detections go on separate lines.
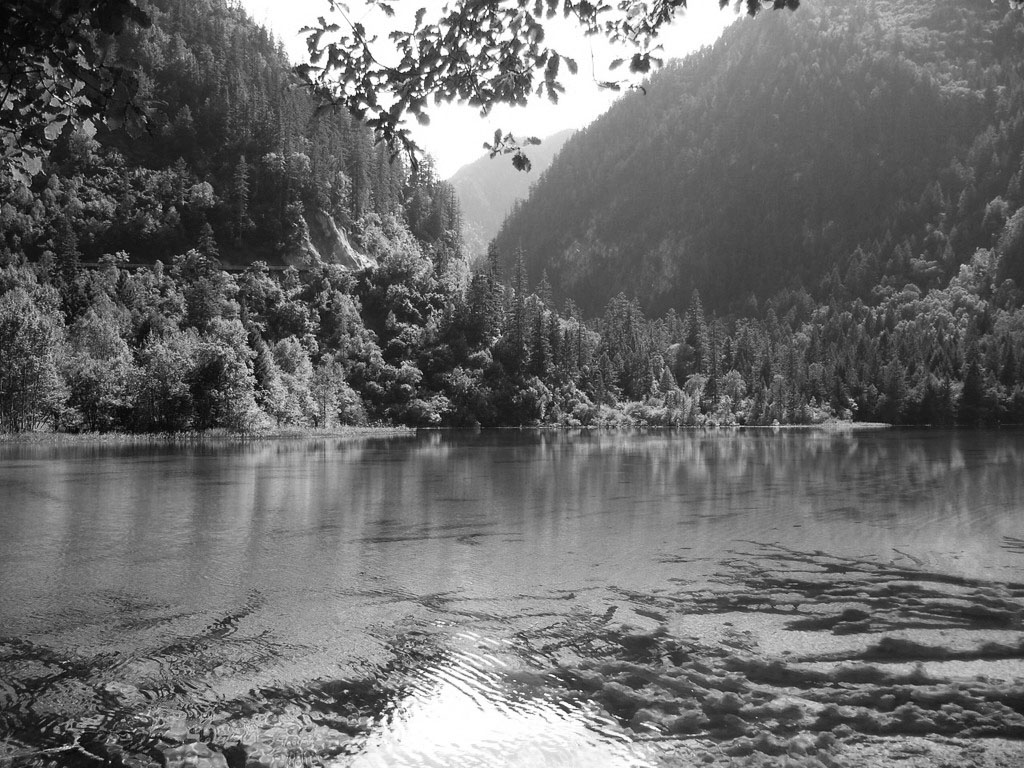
1, 429, 1023, 766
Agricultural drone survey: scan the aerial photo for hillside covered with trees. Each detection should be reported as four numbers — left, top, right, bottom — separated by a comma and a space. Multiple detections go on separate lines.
0, 0, 463, 271
2, 0, 1024, 433
494, 0, 1024, 316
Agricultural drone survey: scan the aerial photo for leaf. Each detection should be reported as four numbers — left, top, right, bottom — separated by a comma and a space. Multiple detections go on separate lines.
415, 112, 430, 126
379, 3, 395, 17
512, 151, 532, 172
609, 58, 624, 70
22, 155, 43, 177
43, 119, 67, 141
629, 53, 651, 73
545, 52, 560, 79
565, 56, 578, 75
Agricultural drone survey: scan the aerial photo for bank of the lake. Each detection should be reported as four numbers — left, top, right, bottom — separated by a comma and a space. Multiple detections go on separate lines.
0, 417, 889, 445
0, 425, 415, 445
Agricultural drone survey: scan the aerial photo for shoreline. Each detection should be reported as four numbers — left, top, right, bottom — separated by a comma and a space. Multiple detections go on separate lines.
6, 421, 1021, 445
0, 425, 416, 445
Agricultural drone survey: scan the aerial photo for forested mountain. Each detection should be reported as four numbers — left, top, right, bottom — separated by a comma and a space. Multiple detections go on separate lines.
3, 0, 1024, 434
493, 0, 1024, 316
0, 0, 462, 271
449, 129, 574, 260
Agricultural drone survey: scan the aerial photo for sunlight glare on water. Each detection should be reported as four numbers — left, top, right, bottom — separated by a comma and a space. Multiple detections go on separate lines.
346, 637, 654, 768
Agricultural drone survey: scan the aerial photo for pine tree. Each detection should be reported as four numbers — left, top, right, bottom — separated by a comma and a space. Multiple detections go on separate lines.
511, 247, 529, 366
486, 241, 502, 284
684, 289, 709, 377
233, 155, 252, 243
659, 365, 678, 395
537, 269, 553, 309
547, 310, 562, 375
53, 212, 84, 317
530, 303, 551, 378
707, 317, 724, 407
198, 221, 219, 259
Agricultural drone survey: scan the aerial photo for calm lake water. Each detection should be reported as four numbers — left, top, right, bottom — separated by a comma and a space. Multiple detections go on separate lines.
1, 429, 1023, 767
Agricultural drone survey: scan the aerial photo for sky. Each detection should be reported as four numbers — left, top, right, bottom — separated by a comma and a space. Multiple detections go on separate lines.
241, 0, 740, 178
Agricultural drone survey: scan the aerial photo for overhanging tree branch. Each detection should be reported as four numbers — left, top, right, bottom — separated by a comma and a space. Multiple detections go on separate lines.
298, 0, 801, 169
0, 0, 152, 183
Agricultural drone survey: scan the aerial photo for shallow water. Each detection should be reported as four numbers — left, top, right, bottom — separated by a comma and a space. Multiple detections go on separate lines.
1, 429, 1023, 766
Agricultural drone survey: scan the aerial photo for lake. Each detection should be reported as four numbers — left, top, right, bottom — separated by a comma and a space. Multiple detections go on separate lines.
1, 429, 1023, 767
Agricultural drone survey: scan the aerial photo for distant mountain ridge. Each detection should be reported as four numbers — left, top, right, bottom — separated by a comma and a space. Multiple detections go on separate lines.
449, 128, 574, 259
493, 0, 1024, 314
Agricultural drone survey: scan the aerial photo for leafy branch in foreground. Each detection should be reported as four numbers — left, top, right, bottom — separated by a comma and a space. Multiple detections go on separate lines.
0, 0, 152, 183
298, 0, 799, 167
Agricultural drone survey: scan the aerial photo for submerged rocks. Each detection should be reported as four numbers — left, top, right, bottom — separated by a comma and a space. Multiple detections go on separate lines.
160, 742, 227, 768
702, 690, 746, 716
57, 545, 1021, 768
546, 546, 1024, 767
667, 709, 710, 734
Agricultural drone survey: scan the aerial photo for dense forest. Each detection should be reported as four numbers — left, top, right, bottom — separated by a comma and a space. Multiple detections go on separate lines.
1, 0, 1023, 433
494, 0, 1024, 316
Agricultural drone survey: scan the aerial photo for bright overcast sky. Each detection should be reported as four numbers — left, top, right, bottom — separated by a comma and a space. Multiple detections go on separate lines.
241, 0, 739, 178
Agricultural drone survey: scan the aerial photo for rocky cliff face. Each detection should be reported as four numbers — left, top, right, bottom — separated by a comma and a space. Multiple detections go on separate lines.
309, 210, 374, 270
283, 210, 375, 270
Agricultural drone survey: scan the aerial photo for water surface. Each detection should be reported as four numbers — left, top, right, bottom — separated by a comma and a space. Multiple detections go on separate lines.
1, 429, 1023, 766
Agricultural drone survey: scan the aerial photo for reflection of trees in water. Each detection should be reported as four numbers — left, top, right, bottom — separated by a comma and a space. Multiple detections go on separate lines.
408, 430, 1024, 530
5, 431, 1022, 625
12, 430, 1022, 541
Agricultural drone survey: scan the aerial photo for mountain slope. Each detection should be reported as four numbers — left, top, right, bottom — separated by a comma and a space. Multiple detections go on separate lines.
449, 128, 574, 259
0, 0, 461, 271
493, 0, 1024, 315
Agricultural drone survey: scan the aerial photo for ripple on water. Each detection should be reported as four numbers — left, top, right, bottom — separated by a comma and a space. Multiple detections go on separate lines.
339, 633, 657, 768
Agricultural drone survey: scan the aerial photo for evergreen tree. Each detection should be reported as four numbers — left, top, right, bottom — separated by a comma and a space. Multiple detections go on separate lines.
509, 247, 530, 368
684, 289, 709, 378
530, 302, 551, 378
233, 154, 252, 242
198, 221, 219, 259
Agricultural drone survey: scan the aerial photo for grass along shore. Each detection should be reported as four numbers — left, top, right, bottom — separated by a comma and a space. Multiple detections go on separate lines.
0, 425, 416, 445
